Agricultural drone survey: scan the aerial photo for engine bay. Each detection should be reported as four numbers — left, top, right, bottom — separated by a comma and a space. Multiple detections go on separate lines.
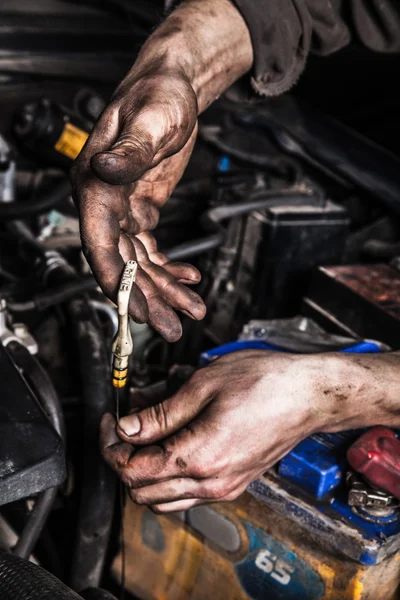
1, 2, 400, 599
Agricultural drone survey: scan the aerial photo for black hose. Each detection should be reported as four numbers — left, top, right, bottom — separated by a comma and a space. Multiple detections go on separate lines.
199, 124, 286, 170
12, 489, 58, 561
8, 276, 98, 312
202, 190, 319, 228
0, 551, 83, 600
0, 179, 71, 221
165, 233, 224, 261
363, 238, 400, 259
7, 343, 65, 560
67, 296, 115, 592
7, 342, 65, 441
163, 188, 317, 261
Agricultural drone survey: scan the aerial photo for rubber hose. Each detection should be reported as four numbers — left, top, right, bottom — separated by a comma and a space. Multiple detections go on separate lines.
7, 342, 65, 441
199, 125, 284, 169
12, 489, 58, 561
163, 189, 316, 261
0, 552, 83, 599
164, 233, 224, 261
0, 179, 71, 221
7, 342, 66, 560
68, 296, 115, 592
8, 276, 98, 312
202, 191, 319, 227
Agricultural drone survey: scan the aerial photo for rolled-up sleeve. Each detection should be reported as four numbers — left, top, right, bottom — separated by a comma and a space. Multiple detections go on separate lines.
165, 1, 400, 98
231, 0, 400, 98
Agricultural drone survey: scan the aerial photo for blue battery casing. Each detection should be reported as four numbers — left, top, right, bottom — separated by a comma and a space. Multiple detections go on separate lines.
278, 431, 362, 499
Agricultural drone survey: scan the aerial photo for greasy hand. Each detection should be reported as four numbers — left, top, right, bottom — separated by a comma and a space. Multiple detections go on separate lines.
71, 67, 205, 341
100, 351, 321, 513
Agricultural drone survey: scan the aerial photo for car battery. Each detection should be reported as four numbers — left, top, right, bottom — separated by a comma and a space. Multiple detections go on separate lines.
248, 199, 349, 320
113, 315, 400, 600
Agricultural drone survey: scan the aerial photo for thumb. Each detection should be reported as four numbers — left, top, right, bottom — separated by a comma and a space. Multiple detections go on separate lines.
90, 123, 157, 186
117, 370, 219, 444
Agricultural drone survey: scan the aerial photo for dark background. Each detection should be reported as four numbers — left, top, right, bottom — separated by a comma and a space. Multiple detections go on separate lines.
1, 0, 400, 154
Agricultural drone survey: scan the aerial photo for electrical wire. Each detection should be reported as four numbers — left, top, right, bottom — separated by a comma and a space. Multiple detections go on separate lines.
0, 179, 71, 221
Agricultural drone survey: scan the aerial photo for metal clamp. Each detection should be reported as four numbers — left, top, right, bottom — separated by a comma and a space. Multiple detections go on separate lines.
347, 472, 399, 521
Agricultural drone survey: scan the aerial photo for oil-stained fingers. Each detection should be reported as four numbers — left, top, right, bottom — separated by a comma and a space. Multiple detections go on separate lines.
71, 105, 120, 177
83, 235, 149, 325
129, 475, 242, 506
91, 102, 196, 187
113, 411, 218, 489
143, 262, 206, 321
136, 232, 202, 284
128, 382, 168, 412
100, 413, 136, 477
119, 233, 183, 340
133, 268, 183, 341
131, 236, 205, 321
129, 478, 203, 505
117, 369, 219, 444
90, 107, 160, 186
161, 262, 202, 285
148, 484, 247, 513
150, 498, 201, 513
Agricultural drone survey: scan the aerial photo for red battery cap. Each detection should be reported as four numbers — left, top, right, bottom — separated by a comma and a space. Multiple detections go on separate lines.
347, 427, 400, 500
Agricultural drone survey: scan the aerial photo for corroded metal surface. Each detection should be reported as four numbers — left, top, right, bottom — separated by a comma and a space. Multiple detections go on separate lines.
321, 265, 400, 322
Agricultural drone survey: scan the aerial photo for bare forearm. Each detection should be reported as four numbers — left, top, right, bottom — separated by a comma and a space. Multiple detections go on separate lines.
310, 352, 400, 432
124, 0, 253, 112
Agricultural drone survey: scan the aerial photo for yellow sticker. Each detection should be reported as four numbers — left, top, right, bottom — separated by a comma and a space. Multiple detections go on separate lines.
55, 122, 89, 160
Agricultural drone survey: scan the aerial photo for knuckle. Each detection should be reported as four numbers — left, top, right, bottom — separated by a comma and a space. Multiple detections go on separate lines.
128, 488, 146, 505
120, 466, 142, 489
120, 469, 134, 488
223, 488, 241, 502
191, 452, 225, 480
190, 461, 213, 479
205, 480, 230, 500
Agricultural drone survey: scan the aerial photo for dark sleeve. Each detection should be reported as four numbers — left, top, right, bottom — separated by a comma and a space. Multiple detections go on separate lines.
230, 0, 400, 97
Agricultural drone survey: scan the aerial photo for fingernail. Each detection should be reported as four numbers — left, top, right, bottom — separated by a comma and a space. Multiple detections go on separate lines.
118, 415, 141, 437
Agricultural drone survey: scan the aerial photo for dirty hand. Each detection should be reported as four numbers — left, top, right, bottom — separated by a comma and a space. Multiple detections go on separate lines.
101, 351, 331, 512
71, 62, 203, 342
101, 347, 400, 512
71, 0, 253, 341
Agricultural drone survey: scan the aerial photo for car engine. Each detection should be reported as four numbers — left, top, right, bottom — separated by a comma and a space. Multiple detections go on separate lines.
1, 2, 400, 599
